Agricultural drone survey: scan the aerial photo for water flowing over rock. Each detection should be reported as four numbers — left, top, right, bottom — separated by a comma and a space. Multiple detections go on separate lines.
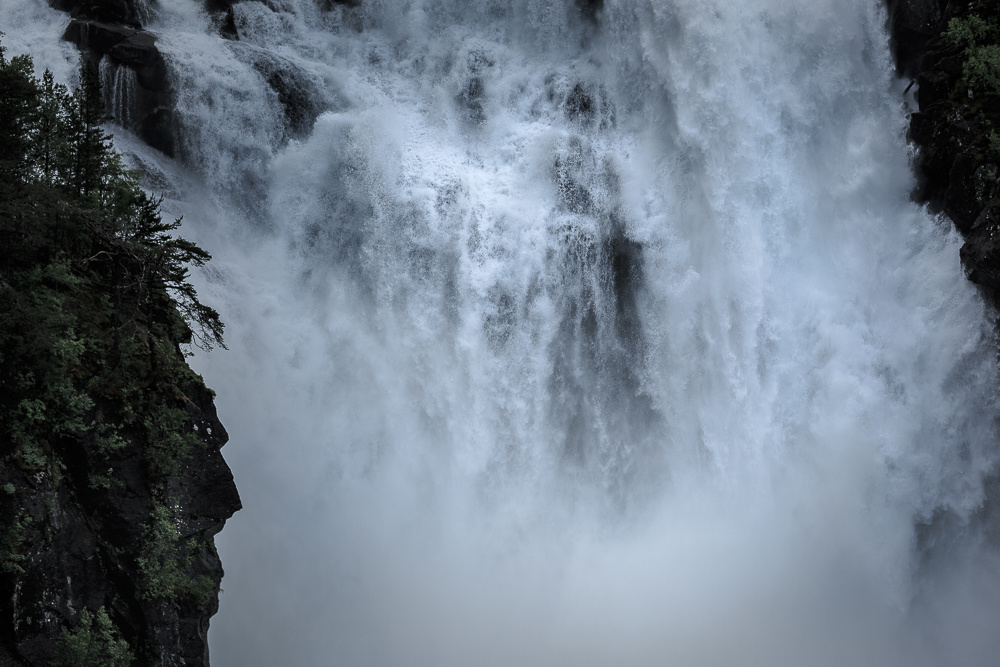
61, 16, 174, 155
50, 0, 149, 28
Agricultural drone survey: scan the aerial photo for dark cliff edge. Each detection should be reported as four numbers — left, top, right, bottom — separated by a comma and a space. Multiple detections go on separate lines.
886, 0, 1000, 557
887, 0, 1000, 293
0, 25, 240, 667
0, 385, 240, 667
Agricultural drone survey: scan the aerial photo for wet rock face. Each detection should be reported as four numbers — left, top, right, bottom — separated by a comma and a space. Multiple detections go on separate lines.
961, 208, 1000, 290
944, 153, 998, 234
228, 42, 329, 138
57, 0, 339, 154
576, 0, 603, 23
61, 18, 175, 156
317, 0, 361, 8
885, 0, 941, 77
50, 0, 148, 28
890, 0, 1000, 295
0, 384, 240, 667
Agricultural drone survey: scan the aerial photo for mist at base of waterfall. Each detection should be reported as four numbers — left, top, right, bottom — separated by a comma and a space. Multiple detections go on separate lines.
5, 0, 1000, 665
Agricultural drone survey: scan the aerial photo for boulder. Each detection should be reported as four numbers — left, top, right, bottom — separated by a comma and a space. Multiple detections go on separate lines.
108, 32, 169, 92
229, 42, 329, 138
50, 0, 147, 28
62, 19, 138, 55
62, 19, 175, 156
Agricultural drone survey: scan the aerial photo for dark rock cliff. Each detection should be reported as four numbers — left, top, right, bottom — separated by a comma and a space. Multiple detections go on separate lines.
56, 0, 176, 156
887, 0, 1000, 293
0, 8, 241, 664
54, 0, 336, 158
0, 385, 240, 667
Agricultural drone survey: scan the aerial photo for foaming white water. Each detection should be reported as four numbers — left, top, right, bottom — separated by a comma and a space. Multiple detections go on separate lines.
100, 57, 139, 130
6, 0, 1000, 665
0, 0, 76, 81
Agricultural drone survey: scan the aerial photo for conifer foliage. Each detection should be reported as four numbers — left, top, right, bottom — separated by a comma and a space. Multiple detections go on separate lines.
0, 39, 224, 341
1, 36, 225, 449
0, 37, 227, 472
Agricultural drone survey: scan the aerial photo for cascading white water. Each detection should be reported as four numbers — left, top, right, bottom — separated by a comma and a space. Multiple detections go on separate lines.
100, 57, 139, 131
5, 0, 1000, 665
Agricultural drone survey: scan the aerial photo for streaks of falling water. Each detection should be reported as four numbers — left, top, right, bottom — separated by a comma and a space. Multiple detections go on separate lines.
100, 57, 138, 131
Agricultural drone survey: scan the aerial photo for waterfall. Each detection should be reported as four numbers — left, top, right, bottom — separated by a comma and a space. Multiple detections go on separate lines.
100, 56, 139, 132
133, 0, 154, 26
5, 0, 1000, 665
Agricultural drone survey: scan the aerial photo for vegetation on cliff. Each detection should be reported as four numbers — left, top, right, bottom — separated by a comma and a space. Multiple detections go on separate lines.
902, 1, 1000, 289
0, 37, 239, 667
910, 2, 1000, 204
947, 11, 1000, 96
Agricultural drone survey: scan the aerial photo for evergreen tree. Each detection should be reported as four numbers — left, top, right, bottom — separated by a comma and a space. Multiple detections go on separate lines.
31, 70, 69, 185
64, 59, 114, 198
1, 37, 226, 474
0, 40, 225, 350
0, 35, 38, 181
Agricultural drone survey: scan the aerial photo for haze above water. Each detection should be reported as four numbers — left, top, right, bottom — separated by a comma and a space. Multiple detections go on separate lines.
4, 0, 1000, 665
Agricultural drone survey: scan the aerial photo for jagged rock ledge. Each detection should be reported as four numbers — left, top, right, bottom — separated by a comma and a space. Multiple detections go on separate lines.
54, 0, 176, 156
0, 386, 240, 667
55, 0, 346, 160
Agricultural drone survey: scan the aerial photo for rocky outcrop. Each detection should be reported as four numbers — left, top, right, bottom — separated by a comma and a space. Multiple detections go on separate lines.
885, 0, 943, 77
0, 383, 240, 667
889, 0, 1000, 292
58, 0, 339, 154
61, 18, 175, 156
55, 0, 342, 156
50, 0, 150, 28
1, 8, 240, 664
890, 1, 1000, 561
49, 0, 176, 155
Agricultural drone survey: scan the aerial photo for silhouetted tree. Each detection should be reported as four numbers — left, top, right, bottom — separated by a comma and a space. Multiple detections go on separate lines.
64, 59, 114, 198
31, 70, 70, 185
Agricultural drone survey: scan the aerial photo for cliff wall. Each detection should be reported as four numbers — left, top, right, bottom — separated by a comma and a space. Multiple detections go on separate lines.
887, 0, 1000, 291
0, 26, 240, 666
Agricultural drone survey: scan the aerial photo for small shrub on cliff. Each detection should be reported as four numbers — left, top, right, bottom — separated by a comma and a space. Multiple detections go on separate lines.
137, 503, 217, 606
947, 9, 1000, 97
53, 607, 133, 667
143, 403, 204, 477
0, 510, 31, 574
